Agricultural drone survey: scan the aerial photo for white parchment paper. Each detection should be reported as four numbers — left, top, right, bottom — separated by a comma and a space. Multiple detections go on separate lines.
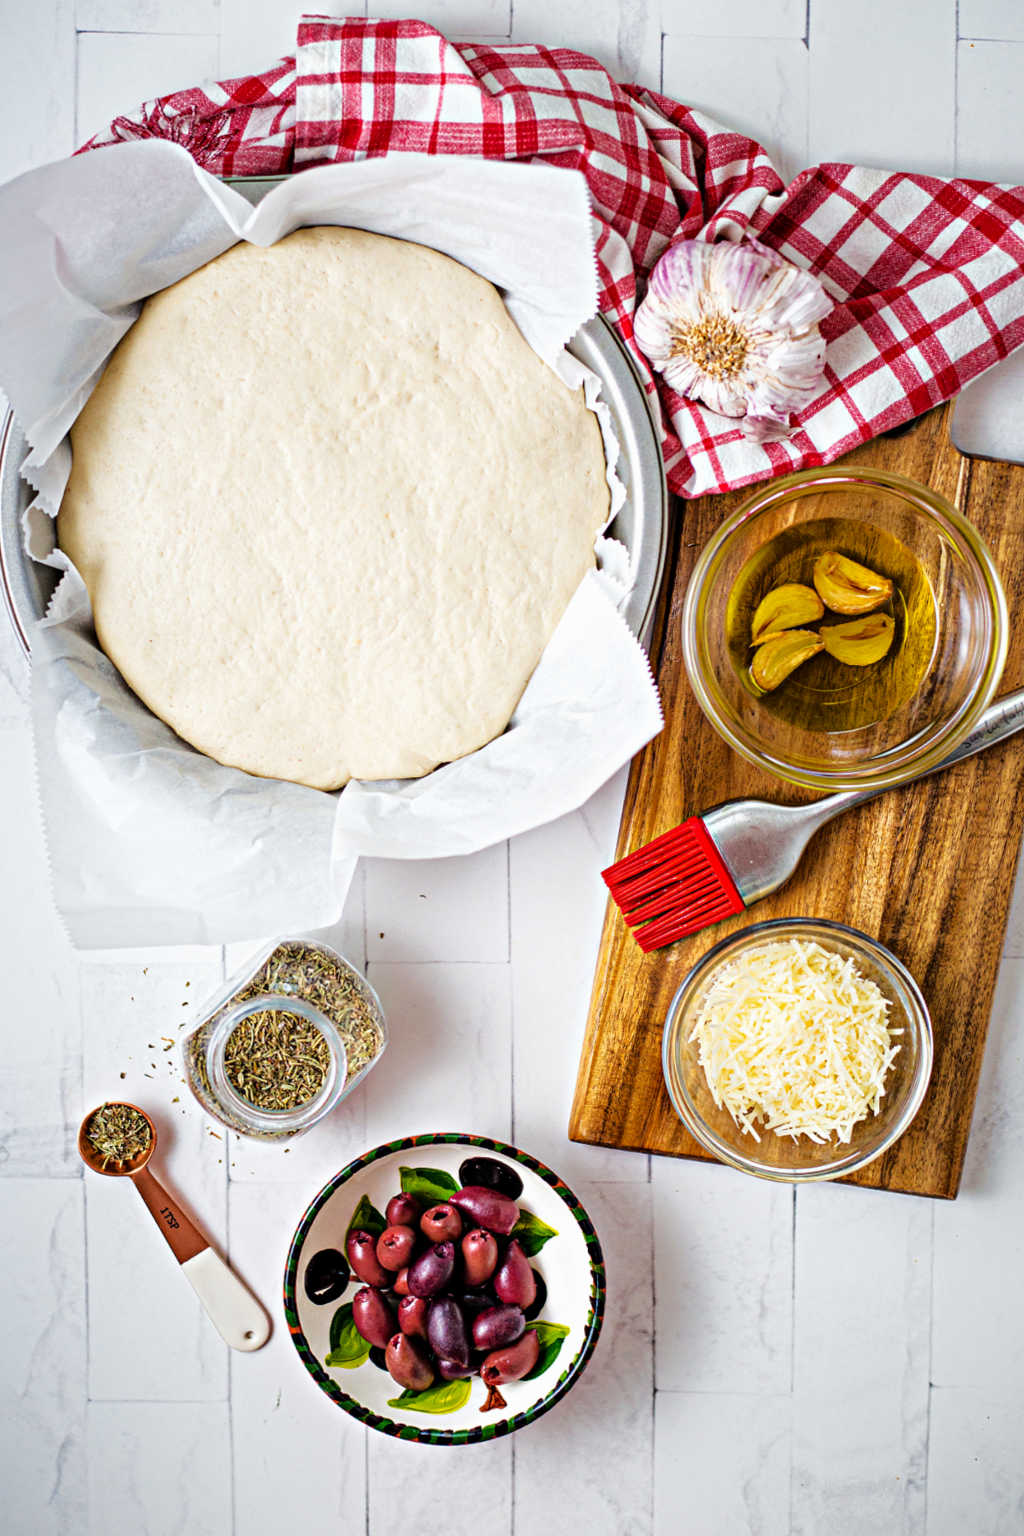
0, 141, 663, 948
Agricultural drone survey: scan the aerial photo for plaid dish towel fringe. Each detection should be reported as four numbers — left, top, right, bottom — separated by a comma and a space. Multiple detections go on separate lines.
79, 15, 1024, 499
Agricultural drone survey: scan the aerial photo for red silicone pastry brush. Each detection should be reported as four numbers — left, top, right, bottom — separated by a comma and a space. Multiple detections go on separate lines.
603, 689, 1024, 953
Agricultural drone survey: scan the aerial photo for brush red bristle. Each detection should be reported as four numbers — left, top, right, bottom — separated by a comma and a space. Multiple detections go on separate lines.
602, 816, 745, 952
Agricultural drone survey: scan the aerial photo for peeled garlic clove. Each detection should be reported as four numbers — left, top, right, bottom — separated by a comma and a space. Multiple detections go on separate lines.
813, 551, 893, 615
820, 613, 895, 665
750, 629, 824, 691
750, 583, 825, 645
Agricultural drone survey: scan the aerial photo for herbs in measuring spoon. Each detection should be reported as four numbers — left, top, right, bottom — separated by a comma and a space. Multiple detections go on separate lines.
84, 1102, 152, 1168
224, 1009, 331, 1111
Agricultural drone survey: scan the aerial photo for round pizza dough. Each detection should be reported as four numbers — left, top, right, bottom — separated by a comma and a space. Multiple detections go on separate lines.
58, 227, 608, 789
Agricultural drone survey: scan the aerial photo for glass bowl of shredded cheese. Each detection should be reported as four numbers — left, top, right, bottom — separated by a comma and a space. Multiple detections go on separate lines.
662, 918, 932, 1181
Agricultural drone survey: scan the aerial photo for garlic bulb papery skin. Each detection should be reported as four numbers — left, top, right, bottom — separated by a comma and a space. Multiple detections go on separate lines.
634, 239, 832, 443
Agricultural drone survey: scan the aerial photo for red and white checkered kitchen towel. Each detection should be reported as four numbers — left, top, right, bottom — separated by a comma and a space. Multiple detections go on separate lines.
79, 15, 1024, 499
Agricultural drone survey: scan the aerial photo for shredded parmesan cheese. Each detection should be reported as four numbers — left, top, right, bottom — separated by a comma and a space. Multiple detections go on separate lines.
690, 938, 901, 1143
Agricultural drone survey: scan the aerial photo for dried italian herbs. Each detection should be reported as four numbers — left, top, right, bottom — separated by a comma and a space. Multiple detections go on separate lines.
223, 1008, 331, 1111
183, 940, 386, 1138
84, 1102, 152, 1168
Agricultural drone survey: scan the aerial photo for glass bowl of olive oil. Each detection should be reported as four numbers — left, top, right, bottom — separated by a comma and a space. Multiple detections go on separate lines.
681, 467, 1007, 790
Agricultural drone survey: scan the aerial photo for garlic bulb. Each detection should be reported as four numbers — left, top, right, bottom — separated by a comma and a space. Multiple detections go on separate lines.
634, 239, 832, 442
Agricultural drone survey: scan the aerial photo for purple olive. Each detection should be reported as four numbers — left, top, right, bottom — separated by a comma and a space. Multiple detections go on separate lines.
346, 1229, 391, 1287
480, 1328, 539, 1386
393, 1267, 411, 1297
376, 1224, 416, 1273
461, 1229, 498, 1287
303, 1248, 350, 1305
420, 1204, 463, 1243
471, 1304, 525, 1352
458, 1156, 523, 1201
397, 1294, 430, 1339
523, 1270, 547, 1322
351, 1287, 396, 1349
450, 1186, 519, 1236
385, 1333, 435, 1392
407, 1241, 456, 1299
427, 1297, 470, 1368
436, 1356, 472, 1380
386, 1193, 421, 1227
493, 1240, 536, 1308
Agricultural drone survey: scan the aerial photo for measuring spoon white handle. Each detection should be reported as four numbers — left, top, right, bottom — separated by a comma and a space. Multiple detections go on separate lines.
181, 1246, 271, 1352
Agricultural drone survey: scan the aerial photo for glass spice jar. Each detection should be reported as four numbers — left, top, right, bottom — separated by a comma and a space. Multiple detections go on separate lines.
183, 938, 387, 1140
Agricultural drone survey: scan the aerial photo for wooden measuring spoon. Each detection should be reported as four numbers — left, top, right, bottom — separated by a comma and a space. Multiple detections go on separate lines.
78, 1102, 270, 1351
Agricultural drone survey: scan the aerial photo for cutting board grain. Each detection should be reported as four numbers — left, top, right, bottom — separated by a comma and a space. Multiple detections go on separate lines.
570, 405, 1024, 1198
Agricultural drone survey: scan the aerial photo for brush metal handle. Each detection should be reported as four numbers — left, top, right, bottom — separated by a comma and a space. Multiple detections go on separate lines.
807, 686, 1024, 826
708, 688, 1024, 906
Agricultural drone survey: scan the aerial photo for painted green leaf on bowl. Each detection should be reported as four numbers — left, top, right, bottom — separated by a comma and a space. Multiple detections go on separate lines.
523, 1321, 570, 1380
511, 1209, 558, 1257
399, 1165, 459, 1205
346, 1193, 386, 1239
325, 1303, 370, 1370
386, 1378, 472, 1414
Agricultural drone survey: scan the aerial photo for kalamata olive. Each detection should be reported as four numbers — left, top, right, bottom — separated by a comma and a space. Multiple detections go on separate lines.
407, 1241, 456, 1298
459, 1290, 494, 1318
376, 1224, 416, 1272
386, 1193, 421, 1227
393, 1267, 411, 1297
397, 1294, 430, 1339
480, 1328, 539, 1385
427, 1298, 470, 1368
352, 1286, 397, 1348
458, 1156, 523, 1201
420, 1203, 463, 1243
303, 1248, 350, 1304
346, 1229, 391, 1288
523, 1270, 547, 1322
386, 1332, 435, 1392
437, 1356, 472, 1380
461, 1229, 498, 1287
471, 1305, 525, 1352
451, 1186, 519, 1235
493, 1239, 536, 1307
368, 1346, 388, 1372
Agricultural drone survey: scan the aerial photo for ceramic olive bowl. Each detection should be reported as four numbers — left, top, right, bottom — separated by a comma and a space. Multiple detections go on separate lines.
284, 1133, 605, 1444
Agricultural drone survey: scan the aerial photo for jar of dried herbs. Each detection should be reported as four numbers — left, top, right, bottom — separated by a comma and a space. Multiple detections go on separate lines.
183, 939, 387, 1140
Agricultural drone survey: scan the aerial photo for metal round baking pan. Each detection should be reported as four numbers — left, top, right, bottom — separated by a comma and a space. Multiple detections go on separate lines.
0, 188, 667, 657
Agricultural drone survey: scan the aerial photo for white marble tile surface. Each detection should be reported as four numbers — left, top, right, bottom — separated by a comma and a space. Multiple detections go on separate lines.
662, 33, 809, 184
653, 1160, 793, 1393
808, 0, 957, 175
228, 1182, 366, 1536
926, 1388, 1024, 1536
77, 0, 221, 32
365, 844, 509, 963
4, 2, 1024, 1531
76, 28, 221, 143
0, 0, 76, 183
959, 0, 1024, 42
0, 1180, 87, 1536
790, 1184, 932, 1536
955, 40, 1024, 182
654, 1391, 791, 1536
87, 1401, 232, 1535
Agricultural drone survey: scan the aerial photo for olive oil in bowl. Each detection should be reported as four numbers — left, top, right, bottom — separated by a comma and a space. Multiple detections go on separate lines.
726, 517, 938, 734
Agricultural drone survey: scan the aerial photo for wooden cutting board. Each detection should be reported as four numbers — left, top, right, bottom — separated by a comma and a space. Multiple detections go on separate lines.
569, 404, 1024, 1198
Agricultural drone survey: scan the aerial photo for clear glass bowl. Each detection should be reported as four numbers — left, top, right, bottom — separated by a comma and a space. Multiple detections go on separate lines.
662, 918, 933, 1182
681, 467, 1008, 791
